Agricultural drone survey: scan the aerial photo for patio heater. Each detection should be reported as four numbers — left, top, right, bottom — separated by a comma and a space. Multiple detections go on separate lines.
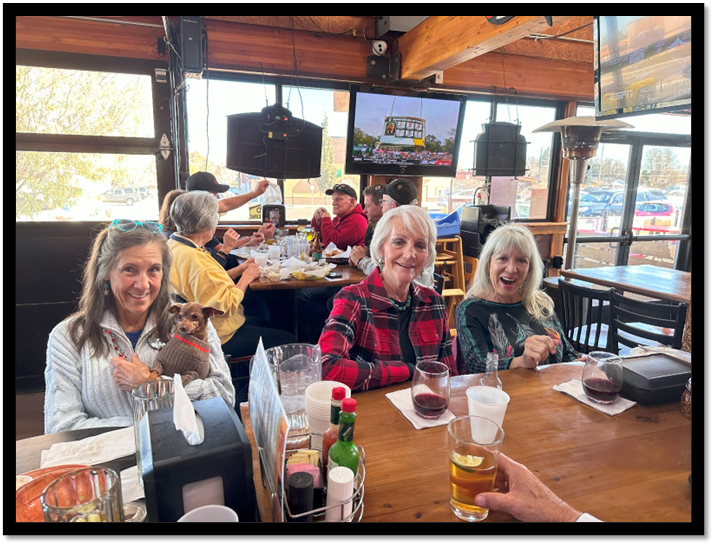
533, 116, 632, 270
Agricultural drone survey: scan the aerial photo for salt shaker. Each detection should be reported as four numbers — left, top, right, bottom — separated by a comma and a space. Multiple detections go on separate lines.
680, 378, 691, 420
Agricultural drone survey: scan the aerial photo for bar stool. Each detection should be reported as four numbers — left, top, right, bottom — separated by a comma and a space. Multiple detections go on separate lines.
434, 236, 466, 330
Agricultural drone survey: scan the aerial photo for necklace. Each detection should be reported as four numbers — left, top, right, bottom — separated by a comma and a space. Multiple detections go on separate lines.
106, 329, 166, 356
389, 293, 411, 312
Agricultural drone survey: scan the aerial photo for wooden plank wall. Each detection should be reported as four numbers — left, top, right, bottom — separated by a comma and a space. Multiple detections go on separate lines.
15, 16, 593, 100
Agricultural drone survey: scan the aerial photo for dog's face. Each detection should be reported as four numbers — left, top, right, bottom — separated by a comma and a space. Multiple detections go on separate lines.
169, 303, 224, 337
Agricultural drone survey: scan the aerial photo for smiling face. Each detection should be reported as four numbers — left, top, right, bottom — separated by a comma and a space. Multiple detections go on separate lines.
331, 191, 355, 218
105, 243, 164, 330
380, 217, 429, 290
488, 247, 530, 304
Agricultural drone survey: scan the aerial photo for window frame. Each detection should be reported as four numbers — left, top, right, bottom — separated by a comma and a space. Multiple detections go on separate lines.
180, 69, 352, 225
16, 49, 175, 219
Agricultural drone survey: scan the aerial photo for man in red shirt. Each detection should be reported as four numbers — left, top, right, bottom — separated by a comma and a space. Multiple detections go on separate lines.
311, 183, 367, 249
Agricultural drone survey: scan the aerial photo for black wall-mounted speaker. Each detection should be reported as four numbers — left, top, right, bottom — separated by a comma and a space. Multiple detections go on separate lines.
473, 122, 528, 177
459, 204, 512, 258
179, 16, 203, 73
226, 104, 323, 179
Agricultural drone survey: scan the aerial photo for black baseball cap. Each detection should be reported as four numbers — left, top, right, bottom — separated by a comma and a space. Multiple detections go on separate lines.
385, 178, 418, 205
186, 172, 230, 194
325, 183, 357, 200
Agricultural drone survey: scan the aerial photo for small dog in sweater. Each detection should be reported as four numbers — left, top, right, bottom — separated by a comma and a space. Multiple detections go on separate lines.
153, 303, 224, 386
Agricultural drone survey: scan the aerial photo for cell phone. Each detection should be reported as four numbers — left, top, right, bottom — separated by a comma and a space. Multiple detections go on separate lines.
327, 272, 342, 279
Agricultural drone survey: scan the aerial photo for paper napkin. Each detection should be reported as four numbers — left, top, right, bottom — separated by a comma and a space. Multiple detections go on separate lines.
385, 388, 455, 430
40, 426, 135, 468
120, 466, 145, 502
553, 379, 636, 416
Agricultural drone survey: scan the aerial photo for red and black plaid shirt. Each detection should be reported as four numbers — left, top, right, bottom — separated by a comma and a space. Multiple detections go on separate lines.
319, 269, 457, 391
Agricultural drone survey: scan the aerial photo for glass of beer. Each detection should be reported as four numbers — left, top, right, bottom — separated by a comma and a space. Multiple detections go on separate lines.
447, 415, 504, 522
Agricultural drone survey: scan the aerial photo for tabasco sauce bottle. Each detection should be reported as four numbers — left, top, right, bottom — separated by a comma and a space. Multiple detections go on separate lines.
327, 398, 359, 477
322, 387, 347, 472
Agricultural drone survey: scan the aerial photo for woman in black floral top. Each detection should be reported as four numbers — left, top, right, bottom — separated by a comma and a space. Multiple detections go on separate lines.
456, 224, 581, 375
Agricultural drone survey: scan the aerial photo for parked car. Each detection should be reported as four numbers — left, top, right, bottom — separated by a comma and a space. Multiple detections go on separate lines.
632, 201, 677, 229
102, 187, 141, 205
137, 187, 150, 200
574, 188, 669, 218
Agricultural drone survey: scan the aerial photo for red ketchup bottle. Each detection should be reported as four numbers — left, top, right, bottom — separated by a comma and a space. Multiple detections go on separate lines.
321, 386, 347, 473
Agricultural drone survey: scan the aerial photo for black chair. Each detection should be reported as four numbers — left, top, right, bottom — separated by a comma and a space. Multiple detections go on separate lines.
433, 272, 445, 295
607, 288, 688, 355
558, 278, 612, 353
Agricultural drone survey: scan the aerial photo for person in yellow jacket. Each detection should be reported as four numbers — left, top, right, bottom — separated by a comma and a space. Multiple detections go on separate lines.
167, 191, 295, 400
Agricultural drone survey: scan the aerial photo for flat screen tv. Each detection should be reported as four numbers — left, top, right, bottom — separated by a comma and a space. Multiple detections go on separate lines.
594, 16, 691, 120
344, 85, 466, 177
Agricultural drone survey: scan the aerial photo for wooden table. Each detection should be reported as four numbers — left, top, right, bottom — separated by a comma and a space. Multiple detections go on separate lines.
559, 265, 691, 305
560, 265, 692, 351
240, 363, 691, 522
249, 264, 365, 338
249, 264, 365, 292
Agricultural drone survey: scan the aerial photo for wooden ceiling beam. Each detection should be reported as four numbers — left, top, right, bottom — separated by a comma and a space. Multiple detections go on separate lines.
397, 16, 573, 81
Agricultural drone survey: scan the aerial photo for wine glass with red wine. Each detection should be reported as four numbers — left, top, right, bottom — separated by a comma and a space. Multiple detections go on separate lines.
581, 351, 623, 404
412, 361, 451, 419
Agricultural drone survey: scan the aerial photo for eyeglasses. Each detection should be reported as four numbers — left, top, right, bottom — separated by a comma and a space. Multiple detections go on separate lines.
379, 199, 396, 205
110, 219, 163, 234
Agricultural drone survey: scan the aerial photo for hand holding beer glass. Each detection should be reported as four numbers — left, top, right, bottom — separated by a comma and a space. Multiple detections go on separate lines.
447, 415, 504, 521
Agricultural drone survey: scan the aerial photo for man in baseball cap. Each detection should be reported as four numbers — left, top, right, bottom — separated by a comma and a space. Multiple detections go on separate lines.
380, 178, 419, 213
186, 171, 270, 216
186, 171, 230, 193
311, 182, 367, 248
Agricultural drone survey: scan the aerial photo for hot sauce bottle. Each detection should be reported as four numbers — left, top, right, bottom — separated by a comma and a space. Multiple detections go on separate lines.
321, 387, 347, 472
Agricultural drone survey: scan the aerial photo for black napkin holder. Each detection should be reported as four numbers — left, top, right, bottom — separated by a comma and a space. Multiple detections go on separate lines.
139, 396, 257, 522
262, 204, 286, 227
620, 354, 691, 405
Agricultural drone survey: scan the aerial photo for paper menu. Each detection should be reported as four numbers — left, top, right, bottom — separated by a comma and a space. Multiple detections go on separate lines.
248, 338, 290, 522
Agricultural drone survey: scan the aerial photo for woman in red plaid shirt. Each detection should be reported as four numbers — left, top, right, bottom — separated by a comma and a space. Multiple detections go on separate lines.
318, 205, 457, 391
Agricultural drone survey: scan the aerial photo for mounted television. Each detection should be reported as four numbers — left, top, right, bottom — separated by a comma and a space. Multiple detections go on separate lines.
594, 16, 691, 120
344, 85, 466, 177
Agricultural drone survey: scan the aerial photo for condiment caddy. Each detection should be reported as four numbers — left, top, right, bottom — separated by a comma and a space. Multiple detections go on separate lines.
282, 432, 366, 522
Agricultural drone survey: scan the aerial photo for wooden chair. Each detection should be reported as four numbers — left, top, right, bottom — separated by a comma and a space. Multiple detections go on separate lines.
607, 288, 688, 355
434, 236, 466, 329
558, 278, 612, 353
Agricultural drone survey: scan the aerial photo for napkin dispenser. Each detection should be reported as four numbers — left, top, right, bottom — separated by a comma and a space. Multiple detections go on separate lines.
620, 354, 691, 405
262, 204, 286, 227
139, 396, 257, 522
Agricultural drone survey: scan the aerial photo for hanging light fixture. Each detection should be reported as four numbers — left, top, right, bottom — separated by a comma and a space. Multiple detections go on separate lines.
533, 115, 633, 270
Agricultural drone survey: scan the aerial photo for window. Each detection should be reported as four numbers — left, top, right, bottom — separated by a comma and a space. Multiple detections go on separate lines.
185, 79, 277, 223
281, 86, 352, 222
16, 63, 160, 222
565, 105, 691, 269
421, 99, 559, 221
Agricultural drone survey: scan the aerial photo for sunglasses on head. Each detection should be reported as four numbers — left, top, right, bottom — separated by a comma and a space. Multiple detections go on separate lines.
109, 219, 163, 234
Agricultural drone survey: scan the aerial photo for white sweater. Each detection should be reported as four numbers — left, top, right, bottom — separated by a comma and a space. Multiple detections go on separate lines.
44, 311, 235, 433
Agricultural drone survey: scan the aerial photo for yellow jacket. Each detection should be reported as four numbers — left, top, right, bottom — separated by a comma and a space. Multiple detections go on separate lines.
167, 235, 245, 344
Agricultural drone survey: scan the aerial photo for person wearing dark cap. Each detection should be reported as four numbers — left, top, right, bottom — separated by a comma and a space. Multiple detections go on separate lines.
186, 171, 270, 215
380, 178, 419, 212
311, 183, 368, 249
184, 171, 274, 266
348, 179, 433, 288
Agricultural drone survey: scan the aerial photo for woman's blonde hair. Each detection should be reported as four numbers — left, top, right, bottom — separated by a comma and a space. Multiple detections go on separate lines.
465, 223, 554, 321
